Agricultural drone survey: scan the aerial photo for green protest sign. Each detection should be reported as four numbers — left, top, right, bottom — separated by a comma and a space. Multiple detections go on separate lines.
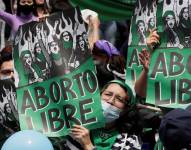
17, 58, 104, 137
156, 0, 191, 48
128, 0, 157, 46
13, 7, 105, 137
126, 46, 146, 86
146, 48, 191, 108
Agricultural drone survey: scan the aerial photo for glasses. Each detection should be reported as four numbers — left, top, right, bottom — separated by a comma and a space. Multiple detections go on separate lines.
101, 91, 127, 104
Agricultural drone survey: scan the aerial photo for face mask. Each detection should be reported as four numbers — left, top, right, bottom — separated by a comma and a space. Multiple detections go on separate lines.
19, 5, 34, 15
101, 100, 122, 123
0, 76, 15, 83
37, 53, 46, 61
63, 41, 73, 49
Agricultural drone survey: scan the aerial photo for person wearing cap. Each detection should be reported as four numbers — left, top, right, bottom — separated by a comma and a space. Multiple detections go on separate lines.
92, 40, 126, 88
158, 107, 191, 150
69, 80, 142, 150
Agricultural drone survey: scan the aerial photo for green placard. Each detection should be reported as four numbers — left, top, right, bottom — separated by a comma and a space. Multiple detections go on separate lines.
13, 7, 105, 137
146, 48, 191, 108
126, 46, 147, 87
128, 0, 157, 46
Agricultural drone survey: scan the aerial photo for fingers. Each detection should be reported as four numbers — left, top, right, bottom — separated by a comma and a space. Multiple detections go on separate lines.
70, 125, 89, 135
148, 28, 160, 45
149, 28, 157, 34
138, 52, 145, 64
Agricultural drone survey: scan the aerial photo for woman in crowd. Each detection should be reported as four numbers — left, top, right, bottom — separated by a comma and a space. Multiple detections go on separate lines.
135, 28, 159, 97
92, 40, 126, 88
68, 79, 142, 150
0, 0, 38, 40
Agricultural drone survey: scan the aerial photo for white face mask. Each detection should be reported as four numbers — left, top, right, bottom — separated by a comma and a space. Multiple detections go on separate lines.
0, 75, 12, 80
101, 100, 122, 123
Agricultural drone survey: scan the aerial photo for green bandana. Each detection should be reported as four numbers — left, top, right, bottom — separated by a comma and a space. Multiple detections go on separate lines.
31, 63, 43, 77
91, 128, 118, 150
107, 80, 136, 105
51, 53, 61, 61
37, 53, 46, 61
63, 41, 73, 49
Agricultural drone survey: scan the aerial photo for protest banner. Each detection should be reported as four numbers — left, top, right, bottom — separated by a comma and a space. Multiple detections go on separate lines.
13, 7, 105, 137
126, 46, 146, 87
126, 0, 156, 88
156, 0, 191, 48
0, 79, 17, 136
146, 48, 191, 109
128, 0, 157, 46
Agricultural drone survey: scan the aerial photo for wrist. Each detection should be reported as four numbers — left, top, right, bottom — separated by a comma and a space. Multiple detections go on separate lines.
83, 143, 95, 150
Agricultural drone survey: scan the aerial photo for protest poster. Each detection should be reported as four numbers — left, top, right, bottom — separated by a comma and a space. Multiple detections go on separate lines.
128, 0, 157, 46
126, 0, 157, 88
157, 0, 191, 48
146, 48, 191, 109
126, 46, 147, 87
13, 7, 105, 137
0, 79, 17, 139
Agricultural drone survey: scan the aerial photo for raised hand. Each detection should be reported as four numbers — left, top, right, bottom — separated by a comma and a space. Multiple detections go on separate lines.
146, 28, 160, 51
139, 48, 150, 72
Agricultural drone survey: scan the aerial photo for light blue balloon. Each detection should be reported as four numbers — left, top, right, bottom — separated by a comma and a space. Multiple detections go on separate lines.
1, 130, 54, 150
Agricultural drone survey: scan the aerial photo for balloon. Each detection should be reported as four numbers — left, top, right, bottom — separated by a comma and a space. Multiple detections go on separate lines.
1, 130, 54, 150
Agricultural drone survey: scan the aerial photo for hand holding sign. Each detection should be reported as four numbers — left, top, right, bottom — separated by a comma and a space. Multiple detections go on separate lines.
70, 125, 94, 150
146, 28, 160, 51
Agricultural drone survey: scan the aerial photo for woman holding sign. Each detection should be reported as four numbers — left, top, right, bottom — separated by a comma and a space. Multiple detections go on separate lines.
69, 80, 142, 150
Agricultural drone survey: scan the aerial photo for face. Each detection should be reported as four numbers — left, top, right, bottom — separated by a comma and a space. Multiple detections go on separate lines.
166, 14, 175, 29
149, 18, 155, 27
138, 22, 145, 32
19, 0, 34, 5
183, 8, 189, 20
5, 103, 12, 114
83, 33, 88, 43
0, 60, 14, 80
23, 54, 32, 67
101, 83, 128, 110
35, 43, 41, 54
62, 32, 70, 42
79, 36, 85, 49
49, 41, 59, 54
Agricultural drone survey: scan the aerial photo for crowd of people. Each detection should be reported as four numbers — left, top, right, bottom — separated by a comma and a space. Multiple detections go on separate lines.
0, 0, 190, 150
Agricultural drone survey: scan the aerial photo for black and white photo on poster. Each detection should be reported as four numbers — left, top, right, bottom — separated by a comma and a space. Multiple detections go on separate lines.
0, 79, 17, 126
158, 0, 191, 48
14, 7, 91, 85
128, 0, 157, 46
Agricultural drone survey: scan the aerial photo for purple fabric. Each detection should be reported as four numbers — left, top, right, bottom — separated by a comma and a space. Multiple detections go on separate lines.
95, 40, 120, 57
0, 10, 37, 40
